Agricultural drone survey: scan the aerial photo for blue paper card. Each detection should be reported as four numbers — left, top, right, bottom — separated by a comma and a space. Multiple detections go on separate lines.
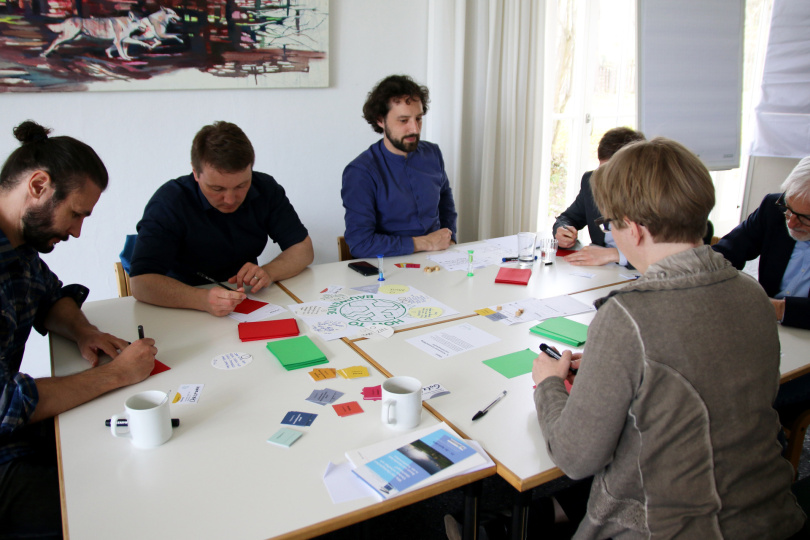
281, 411, 317, 426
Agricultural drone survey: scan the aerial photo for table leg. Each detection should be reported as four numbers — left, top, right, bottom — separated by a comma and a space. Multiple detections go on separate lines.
511, 489, 532, 540
462, 480, 483, 540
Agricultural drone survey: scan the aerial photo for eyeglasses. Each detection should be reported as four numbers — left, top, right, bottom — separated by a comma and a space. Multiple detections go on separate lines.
776, 193, 810, 227
595, 216, 612, 233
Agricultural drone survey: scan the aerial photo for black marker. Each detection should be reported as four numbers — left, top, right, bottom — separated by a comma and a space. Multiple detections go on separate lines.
540, 343, 577, 374
472, 390, 507, 421
106, 418, 180, 428
502, 256, 538, 262
196, 271, 236, 291
137, 325, 144, 340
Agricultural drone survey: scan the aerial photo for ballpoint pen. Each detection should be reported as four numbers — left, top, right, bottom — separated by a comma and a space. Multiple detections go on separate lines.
196, 271, 236, 291
472, 390, 507, 420
502, 256, 537, 262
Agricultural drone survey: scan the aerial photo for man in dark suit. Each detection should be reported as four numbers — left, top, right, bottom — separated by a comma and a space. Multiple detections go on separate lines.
553, 127, 645, 266
713, 157, 810, 329
714, 157, 810, 328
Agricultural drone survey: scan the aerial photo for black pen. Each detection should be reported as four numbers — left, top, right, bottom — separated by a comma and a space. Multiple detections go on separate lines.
137, 325, 144, 340
540, 343, 578, 374
472, 390, 507, 421
196, 271, 236, 291
106, 418, 180, 427
502, 256, 538, 262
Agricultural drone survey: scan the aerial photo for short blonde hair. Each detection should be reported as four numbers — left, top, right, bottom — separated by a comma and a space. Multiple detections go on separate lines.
591, 137, 715, 243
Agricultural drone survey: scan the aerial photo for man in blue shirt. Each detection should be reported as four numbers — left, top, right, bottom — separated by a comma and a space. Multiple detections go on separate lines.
0, 121, 157, 537
130, 122, 313, 317
342, 75, 458, 258
713, 157, 810, 329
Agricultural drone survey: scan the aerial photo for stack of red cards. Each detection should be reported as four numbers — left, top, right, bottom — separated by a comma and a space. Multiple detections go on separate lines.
494, 267, 532, 285
238, 318, 300, 342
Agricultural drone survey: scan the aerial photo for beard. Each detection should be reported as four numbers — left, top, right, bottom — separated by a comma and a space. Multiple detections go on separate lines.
384, 124, 420, 154
21, 198, 67, 253
787, 226, 810, 242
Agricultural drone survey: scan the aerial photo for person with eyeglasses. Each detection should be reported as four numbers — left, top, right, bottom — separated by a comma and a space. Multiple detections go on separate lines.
713, 157, 810, 330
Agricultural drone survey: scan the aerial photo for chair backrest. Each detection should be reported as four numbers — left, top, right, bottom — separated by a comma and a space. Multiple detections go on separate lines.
114, 261, 132, 297
337, 236, 353, 261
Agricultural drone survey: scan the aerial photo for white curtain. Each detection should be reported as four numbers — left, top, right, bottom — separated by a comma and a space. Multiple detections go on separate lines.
426, 0, 546, 242
750, 0, 810, 158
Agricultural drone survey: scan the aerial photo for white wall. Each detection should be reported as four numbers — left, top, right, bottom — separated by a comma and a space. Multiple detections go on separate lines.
8, 0, 430, 376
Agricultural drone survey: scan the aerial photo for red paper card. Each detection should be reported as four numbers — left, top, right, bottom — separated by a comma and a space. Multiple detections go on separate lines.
150, 359, 170, 377
233, 298, 267, 315
238, 318, 300, 342
494, 267, 532, 285
557, 249, 577, 257
333, 401, 364, 417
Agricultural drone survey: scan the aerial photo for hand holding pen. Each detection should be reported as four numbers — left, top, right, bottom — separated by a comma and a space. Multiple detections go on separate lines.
532, 343, 580, 386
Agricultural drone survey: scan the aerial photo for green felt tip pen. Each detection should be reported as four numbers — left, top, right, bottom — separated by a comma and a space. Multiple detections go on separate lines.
467, 250, 474, 277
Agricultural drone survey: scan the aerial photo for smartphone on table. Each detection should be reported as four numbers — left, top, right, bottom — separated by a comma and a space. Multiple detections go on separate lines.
348, 261, 378, 276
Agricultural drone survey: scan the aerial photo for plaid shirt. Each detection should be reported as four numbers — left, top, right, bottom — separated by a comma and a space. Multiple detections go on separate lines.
0, 228, 67, 464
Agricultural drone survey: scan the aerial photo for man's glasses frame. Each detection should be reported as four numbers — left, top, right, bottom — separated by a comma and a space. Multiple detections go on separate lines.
775, 193, 810, 227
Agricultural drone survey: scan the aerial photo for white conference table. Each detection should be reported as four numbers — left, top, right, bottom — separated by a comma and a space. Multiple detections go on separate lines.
278, 241, 636, 321
52, 288, 494, 540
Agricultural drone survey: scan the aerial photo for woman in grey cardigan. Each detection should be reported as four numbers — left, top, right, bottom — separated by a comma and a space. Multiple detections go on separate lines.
532, 137, 806, 539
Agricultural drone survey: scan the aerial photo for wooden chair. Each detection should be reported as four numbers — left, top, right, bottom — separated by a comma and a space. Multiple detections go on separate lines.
114, 262, 132, 298
784, 409, 810, 480
337, 236, 354, 261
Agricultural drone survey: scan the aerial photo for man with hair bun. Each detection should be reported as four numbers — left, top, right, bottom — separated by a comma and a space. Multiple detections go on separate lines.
129, 121, 313, 317
0, 120, 157, 536
532, 138, 806, 539
341, 74, 458, 258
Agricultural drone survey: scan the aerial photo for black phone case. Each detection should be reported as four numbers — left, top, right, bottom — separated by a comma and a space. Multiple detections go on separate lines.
348, 262, 378, 276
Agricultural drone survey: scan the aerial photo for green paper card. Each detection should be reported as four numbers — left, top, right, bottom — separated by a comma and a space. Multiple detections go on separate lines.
266, 335, 328, 371
529, 317, 588, 346
483, 348, 537, 378
267, 427, 303, 448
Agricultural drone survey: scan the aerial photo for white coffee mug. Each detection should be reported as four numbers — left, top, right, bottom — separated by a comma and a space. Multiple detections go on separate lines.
111, 390, 172, 448
381, 376, 422, 430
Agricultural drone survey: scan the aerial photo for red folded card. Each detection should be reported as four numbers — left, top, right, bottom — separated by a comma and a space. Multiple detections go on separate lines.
238, 318, 300, 342
494, 267, 532, 285
233, 298, 267, 314
150, 359, 170, 377
557, 248, 577, 257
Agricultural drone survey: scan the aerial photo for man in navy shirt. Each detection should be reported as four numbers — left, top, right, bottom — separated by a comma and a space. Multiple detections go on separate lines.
0, 121, 157, 537
342, 74, 458, 258
130, 122, 313, 317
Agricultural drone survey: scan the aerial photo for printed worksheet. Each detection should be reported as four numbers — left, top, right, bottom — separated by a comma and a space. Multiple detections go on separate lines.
483, 294, 595, 325
291, 285, 458, 341
405, 323, 500, 360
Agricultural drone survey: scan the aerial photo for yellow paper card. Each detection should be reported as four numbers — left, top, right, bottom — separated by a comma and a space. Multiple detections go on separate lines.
309, 368, 337, 381
475, 308, 497, 316
338, 366, 370, 379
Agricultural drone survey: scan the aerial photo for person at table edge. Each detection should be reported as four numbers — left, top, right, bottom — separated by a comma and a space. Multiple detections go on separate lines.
129, 121, 313, 317
342, 74, 458, 258
0, 121, 157, 536
712, 156, 810, 329
532, 138, 805, 539
553, 126, 645, 267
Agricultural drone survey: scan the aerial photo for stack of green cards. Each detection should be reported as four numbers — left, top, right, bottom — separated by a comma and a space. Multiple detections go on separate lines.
483, 349, 537, 378
530, 317, 588, 346
266, 335, 328, 371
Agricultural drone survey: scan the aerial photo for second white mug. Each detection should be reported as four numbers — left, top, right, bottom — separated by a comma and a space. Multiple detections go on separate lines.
381, 376, 422, 430
111, 390, 172, 448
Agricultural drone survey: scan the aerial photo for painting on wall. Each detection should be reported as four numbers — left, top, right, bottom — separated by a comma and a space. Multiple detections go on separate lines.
0, 0, 328, 92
